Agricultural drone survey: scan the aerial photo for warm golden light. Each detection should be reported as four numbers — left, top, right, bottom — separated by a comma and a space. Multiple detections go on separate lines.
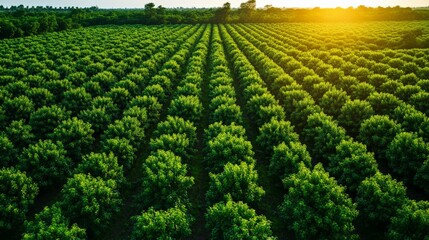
256, 0, 429, 8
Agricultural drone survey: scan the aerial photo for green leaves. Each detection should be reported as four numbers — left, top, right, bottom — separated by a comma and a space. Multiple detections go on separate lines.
206, 162, 264, 205
356, 172, 407, 225
131, 206, 192, 240
0, 168, 38, 230
206, 199, 275, 240
60, 173, 122, 236
141, 150, 194, 210
23, 204, 86, 240
280, 163, 358, 240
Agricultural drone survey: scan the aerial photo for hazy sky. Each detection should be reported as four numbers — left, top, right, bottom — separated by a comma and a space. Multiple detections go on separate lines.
1, 0, 428, 9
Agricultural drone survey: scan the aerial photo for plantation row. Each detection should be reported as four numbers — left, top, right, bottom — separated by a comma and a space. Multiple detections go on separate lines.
0, 22, 428, 239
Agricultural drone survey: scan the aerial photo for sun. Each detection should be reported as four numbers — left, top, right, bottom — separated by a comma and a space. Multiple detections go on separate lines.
256, 0, 413, 8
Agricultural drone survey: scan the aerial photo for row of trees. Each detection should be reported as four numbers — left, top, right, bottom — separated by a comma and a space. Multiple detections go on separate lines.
223, 22, 429, 238
1, 2, 429, 39
1, 24, 205, 238
202, 25, 275, 239
235, 23, 429, 191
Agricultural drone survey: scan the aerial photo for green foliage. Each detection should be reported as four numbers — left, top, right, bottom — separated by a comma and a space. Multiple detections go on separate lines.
153, 116, 197, 146
60, 173, 122, 236
2, 95, 34, 122
0, 167, 39, 230
149, 133, 191, 159
29, 105, 71, 138
303, 112, 348, 162
23, 205, 86, 240
212, 103, 243, 125
131, 206, 192, 240
141, 150, 194, 209
61, 87, 92, 115
129, 96, 162, 124
78, 107, 112, 136
75, 152, 125, 185
256, 118, 299, 157
270, 141, 311, 180
19, 140, 71, 187
319, 89, 350, 118
206, 162, 264, 205
168, 95, 203, 123
338, 100, 374, 137
5, 120, 35, 150
356, 172, 408, 225
388, 200, 429, 240
280, 163, 358, 240
102, 116, 144, 148
358, 115, 402, 161
328, 140, 378, 193
206, 132, 255, 173
50, 117, 95, 161
0, 135, 16, 167
204, 122, 246, 142
386, 132, 429, 181
206, 199, 275, 240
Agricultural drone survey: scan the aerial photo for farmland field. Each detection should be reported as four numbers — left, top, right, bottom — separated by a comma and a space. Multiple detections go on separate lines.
1, 21, 429, 239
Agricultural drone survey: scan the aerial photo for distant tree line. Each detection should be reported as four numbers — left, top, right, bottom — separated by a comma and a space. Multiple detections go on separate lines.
1, 1, 429, 39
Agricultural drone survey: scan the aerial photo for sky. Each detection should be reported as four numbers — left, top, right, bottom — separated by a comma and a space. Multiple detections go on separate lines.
1, 0, 428, 9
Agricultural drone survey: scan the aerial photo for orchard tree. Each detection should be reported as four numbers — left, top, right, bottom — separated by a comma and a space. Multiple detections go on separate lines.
0, 135, 16, 167
168, 95, 203, 123
131, 206, 192, 240
149, 133, 191, 160
367, 92, 402, 116
123, 106, 148, 130
153, 116, 197, 146
5, 120, 35, 150
23, 204, 86, 240
128, 95, 162, 124
106, 87, 131, 110
319, 89, 350, 118
50, 117, 95, 161
61, 87, 92, 115
279, 163, 358, 240
0, 168, 38, 230
206, 199, 275, 240
386, 132, 429, 181
29, 105, 71, 138
78, 107, 112, 136
75, 152, 125, 185
60, 173, 122, 236
206, 162, 264, 206
358, 115, 402, 161
92, 96, 120, 119
270, 141, 312, 180
387, 200, 429, 240
26, 87, 55, 109
327, 140, 378, 193
204, 122, 246, 142
356, 172, 408, 226
212, 103, 243, 125
101, 137, 136, 170
338, 100, 374, 137
257, 104, 285, 127
206, 132, 255, 173
303, 112, 348, 162
102, 116, 144, 149
256, 118, 299, 158
2, 95, 34, 122
140, 150, 194, 209
19, 140, 71, 188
